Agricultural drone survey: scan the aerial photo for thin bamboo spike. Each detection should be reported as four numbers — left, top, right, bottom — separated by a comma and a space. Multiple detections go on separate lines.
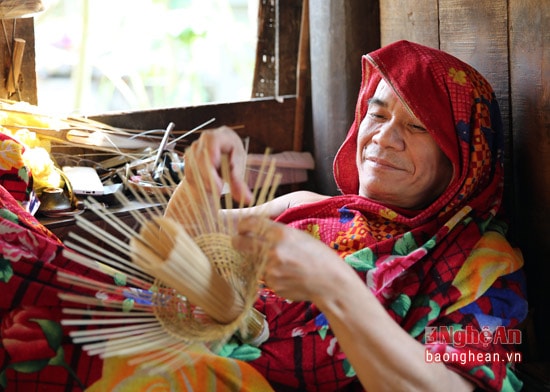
69, 322, 160, 337
99, 337, 184, 362
124, 181, 161, 218
140, 345, 196, 373
166, 117, 215, 148
186, 147, 217, 234
114, 190, 157, 229
139, 217, 176, 259
148, 182, 170, 206
98, 334, 176, 358
268, 173, 283, 205
83, 197, 140, 239
132, 352, 190, 374
127, 341, 193, 368
170, 181, 208, 236
251, 171, 283, 218
57, 270, 120, 292
84, 328, 168, 352
62, 318, 156, 326
176, 182, 209, 236
220, 154, 234, 215
249, 148, 272, 206
181, 155, 212, 234
238, 148, 252, 210
64, 236, 153, 284
256, 158, 277, 206
162, 154, 209, 233
62, 308, 156, 317
158, 168, 182, 190
72, 325, 163, 344
74, 214, 132, 254
59, 293, 147, 310
61, 248, 152, 290
204, 153, 226, 237
145, 178, 168, 208
57, 271, 146, 300
125, 177, 165, 218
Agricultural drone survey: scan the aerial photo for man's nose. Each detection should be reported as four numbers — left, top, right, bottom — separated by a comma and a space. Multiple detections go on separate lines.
372, 122, 405, 150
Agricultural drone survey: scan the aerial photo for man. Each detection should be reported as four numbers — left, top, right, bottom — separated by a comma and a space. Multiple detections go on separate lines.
167, 40, 527, 392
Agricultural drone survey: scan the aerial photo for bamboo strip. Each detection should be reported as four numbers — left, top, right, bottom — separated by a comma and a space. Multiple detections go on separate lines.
84, 328, 168, 353
62, 318, 155, 326
98, 334, 176, 358
256, 158, 277, 206
131, 217, 243, 324
69, 322, 160, 337
57, 271, 131, 296
140, 346, 195, 373
125, 179, 165, 219
183, 147, 217, 235
249, 148, 272, 206
64, 237, 153, 284
74, 215, 132, 255
84, 197, 140, 239
59, 293, 131, 309
72, 324, 162, 344
126, 341, 192, 368
62, 308, 155, 317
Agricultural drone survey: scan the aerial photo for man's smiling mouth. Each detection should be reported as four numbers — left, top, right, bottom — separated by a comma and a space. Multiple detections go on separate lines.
365, 156, 405, 171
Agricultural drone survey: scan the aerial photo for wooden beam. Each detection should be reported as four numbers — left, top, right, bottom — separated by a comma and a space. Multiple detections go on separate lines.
90, 97, 298, 155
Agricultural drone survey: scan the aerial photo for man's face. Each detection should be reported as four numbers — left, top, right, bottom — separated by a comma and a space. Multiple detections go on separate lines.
356, 79, 453, 209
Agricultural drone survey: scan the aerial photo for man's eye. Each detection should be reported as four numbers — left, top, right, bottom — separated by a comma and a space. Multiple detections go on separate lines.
410, 124, 427, 132
368, 112, 385, 120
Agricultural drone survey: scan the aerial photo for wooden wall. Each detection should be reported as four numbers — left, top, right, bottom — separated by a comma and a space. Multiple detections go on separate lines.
379, 0, 550, 370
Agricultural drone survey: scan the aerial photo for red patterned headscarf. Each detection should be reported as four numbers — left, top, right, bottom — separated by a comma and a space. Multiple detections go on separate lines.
333, 39, 504, 227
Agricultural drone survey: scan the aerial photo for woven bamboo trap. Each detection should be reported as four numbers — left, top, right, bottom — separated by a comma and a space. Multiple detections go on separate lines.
57, 145, 281, 373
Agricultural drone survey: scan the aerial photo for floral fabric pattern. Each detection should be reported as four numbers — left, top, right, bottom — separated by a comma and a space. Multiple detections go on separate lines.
0, 181, 273, 390
0, 133, 32, 203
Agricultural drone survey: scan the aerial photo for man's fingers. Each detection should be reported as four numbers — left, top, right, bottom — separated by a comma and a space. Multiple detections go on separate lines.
186, 127, 252, 203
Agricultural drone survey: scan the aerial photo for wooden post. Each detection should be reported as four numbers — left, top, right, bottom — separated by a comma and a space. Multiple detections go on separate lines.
0, 17, 37, 103
6, 38, 26, 94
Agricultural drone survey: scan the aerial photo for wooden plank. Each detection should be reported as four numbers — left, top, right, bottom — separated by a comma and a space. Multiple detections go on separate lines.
309, 0, 380, 195
438, 0, 514, 227
379, 0, 439, 48
439, 1, 509, 129
509, 0, 550, 361
0, 17, 37, 103
251, 0, 302, 98
252, 1, 277, 98
89, 97, 297, 154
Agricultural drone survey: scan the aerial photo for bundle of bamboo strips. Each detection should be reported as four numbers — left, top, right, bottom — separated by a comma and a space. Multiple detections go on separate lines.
58, 145, 280, 372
